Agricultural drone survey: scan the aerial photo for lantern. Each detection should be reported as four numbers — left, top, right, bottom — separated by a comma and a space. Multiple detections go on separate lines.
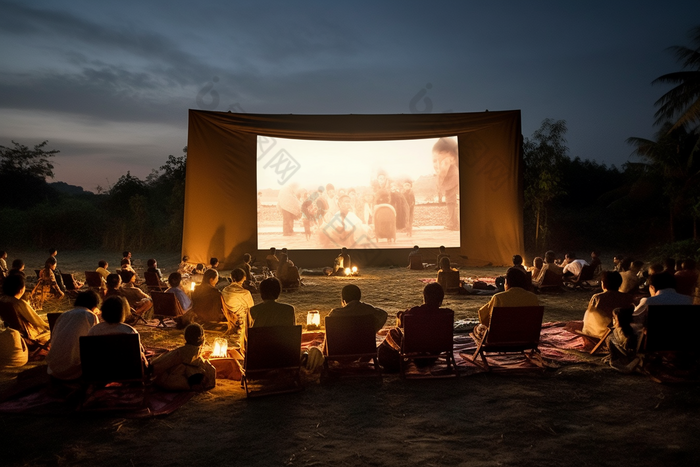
344, 267, 351, 276
211, 337, 228, 358
190, 281, 196, 292
351, 266, 358, 274
306, 310, 321, 330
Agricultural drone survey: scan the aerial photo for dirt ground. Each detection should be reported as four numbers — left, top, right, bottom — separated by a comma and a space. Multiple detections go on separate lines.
2, 251, 700, 466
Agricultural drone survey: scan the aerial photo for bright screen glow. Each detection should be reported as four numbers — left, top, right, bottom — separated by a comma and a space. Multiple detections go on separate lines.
257, 136, 460, 250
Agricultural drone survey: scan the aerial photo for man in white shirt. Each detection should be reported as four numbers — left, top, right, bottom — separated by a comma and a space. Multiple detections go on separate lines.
562, 253, 589, 279
633, 273, 692, 327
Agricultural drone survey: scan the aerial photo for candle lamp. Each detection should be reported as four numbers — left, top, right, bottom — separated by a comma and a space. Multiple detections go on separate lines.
306, 310, 321, 330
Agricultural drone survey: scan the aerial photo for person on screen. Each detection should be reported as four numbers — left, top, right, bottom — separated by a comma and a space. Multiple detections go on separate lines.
319, 195, 371, 248
402, 181, 416, 237
372, 170, 390, 193
278, 183, 302, 236
301, 193, 319, 241
324, 184, 338, 218
390, 181, 410, 232
433, 137, 459, 231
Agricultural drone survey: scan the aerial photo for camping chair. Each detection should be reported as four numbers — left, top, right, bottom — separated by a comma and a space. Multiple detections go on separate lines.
373, 204, 396, 243
400, 310, 458, 379
280, 266, 301, 292
640, 305, 700, 353
150, 292, 184, 327
241, 325, 302, 398
84, 271, 104, 293
566, 264, 598, 289
61, 273, 80, 291
573, 327, 612, 355
0, 300, 50, 354
79, 334, 147, 411
144, 271, 167, 293
47, 312, 62, 334
534, 269, 563, 292
470, 306, 545, 371
324, 314, 381, 377
440, 269, 461, 294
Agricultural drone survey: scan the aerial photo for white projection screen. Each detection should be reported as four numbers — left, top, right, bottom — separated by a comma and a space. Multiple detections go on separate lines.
256, 136, 460, 250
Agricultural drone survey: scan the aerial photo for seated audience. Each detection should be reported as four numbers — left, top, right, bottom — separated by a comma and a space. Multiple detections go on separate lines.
221, 268, 254, 335
532, 250, 563, 289
47, 248, 67, 293
277, 252, 300, 288
436, 256, 460, 293
189, 269, 226, 324
0, 275, 50, 344
9, 259, 26, 278
604, 307, 639, 371
589, 251, 602, 276
88, 296, 147, 367
618, 258, 640, 294
612, 254, 624, 272
46, 290, 101, 380
511, 255, 527, 274
178, 255, 194, 276
529, 257, 544, 281
0, 251, 8, 280
436, 245, 449, 270
0, 317, 28, 369
377, 282, 453, 372
333, 247, 351, 275
663, 257, 677, 274
674, 259, 699, 297
120, 258, 139, 283
239, 253, 255, 284
165, 272, 192, 312
407, 245, 422, 269
581, 271, 634, 338
209, 257, 219, 270
150, 323, 216, 391
240, 277, 296, 354
562, 252, 589, 279
266, 247, 280, 272
327, 284, 387, 333
146, 258, 164, 281
633, 273, 692, 327
193, 263, 206, 275
32, 257, 65, 305
105, 272, 152, 321
475, 268, 539, 337
96, 260, 110, 282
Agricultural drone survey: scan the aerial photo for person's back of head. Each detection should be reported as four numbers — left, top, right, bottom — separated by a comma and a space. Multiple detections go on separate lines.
106, 273, 121, 290
243, 253, 251, 263
122, 251, 130, 258
565, 252, 576, 261
74, 290, 101, 310
533, 257, 544, 269
439, 256, 451, 271
544, 250, 556, 264
505, 267, 529, 290
98, 260, 107, 268
512, 254, 523, 266
413, 245, 419, 251
269, 247, 276, 255
259, 277, 282, 300
423, 282, 444, 307
341, 284, 362, 303
182, 255, 189, 262
202, 268, 218, 285
663, 257, 676, 272
209, 257, 219, 268
613, 306, 635, 335
631, 260, 645, 272
101, 296, 128, 324
184, 323, 205, 346
168, 272, 182, 288
649, 263, 664, 275
45, 256, 56, 269
231, 268, 246, 283
120, 258, 131, 267
649, 272, 676, 292
601, 271, 623, 292
121, 270, 135, 284
147, 258, 156, 268
2, 273, 24, 296
619, 258, 633, 272
439, 245, 446, 253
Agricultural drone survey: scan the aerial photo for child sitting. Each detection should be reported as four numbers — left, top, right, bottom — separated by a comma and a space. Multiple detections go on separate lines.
150, 324, 216, 391
603, 306, 639, 372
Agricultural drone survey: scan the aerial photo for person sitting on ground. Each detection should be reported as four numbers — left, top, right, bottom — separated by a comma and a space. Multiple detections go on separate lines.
165, 272, 192, 312
240, 277, 296, 355
221, 268, 254, 335
612, 255, 624, 272
327, 284, 388, 333
47, 248, 67, 293
96, 260, 110, 282
603, 307, 639, 371
150, 323, 216, 391
529, 257, 544, 281
208, 257, 219, 270
475, 267, 539, 339
407, 245, 423, 269
436, 246, 449, 270
189, 269, 226, 326
238, 253, 258, 292
123, 250, 132, 262
8, 259, 26, 278
663, 257, 677, 275
178, 255, 194, 276
120, 257, 139, 283
674, 259, 699, 297
589, 250, 602, 275
105, 272, 152, 322
0, 317, 28, 369
0, 274, 50, 345
333, 247, 351, 275
0, 251, 8, 282
266, 247, 280, 273
581, 271, 634, 338
377, 282, 453, 372
512, 255, 527, 274
619, 258, 640, 294
532, 250, 563, 289
31, 257, 65, 306
46, 290, 101, 380
562, 252, 589, 279
193, 263, 206, 275
437, 256, 460, 293
88, 295, 147, 368
277, 252, 301, 289
146, 258, 165, 282
633, 272, 692, 328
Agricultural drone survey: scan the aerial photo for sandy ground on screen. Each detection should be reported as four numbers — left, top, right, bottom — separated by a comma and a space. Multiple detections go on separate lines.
258, 203, 461, 250
1, 251, 699, 466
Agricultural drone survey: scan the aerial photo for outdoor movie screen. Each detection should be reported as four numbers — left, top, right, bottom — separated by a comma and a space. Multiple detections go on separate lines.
256, 135, 460, 250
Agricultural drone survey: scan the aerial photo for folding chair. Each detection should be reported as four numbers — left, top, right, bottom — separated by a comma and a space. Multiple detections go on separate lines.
534, 269, 564, 292
47, 312, 62, 333
400, 310, 458, 379
61, 273, 80, 291
573, 327, 612, 355
439, 269, 461, 294
0, 300, 50, 354
324, 314, 381, 377
144, 272, 167, 293
642, 305, 700, 353
566, 264, 597, 289
84, 271, 104, 293
150, 292, 184, 327
470, 306, 545, 371
242, 325, 302, 398
79, 334, 147, 411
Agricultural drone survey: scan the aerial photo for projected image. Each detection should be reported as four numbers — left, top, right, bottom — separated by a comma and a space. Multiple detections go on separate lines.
257, 136, 460, 250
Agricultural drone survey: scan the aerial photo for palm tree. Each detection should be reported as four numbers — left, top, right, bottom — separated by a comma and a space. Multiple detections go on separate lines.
653, 26, 700, 130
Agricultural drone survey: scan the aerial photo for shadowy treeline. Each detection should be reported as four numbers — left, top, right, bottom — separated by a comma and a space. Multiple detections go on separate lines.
0, 144, 186, 252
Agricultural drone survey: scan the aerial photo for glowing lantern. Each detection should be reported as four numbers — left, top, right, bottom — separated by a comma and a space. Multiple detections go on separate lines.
211, 337, 228, 358
306, 310, 321, 330
344, 267, 351, 276
352, 266, 358, 274
190, 282, 196, 292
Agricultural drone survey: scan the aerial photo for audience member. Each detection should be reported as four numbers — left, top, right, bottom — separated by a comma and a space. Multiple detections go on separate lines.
46, 290, 101, 380
0, 250, 8, 278
0, 275, 50, 344
165, 272, 192, 312
674, 259, 699, 297
581, 271, 634, 338
240, 277, 296, 354
150, 323, 216, 391
530, 257, 544, 281
146, 258, 164, 281
377, 282, 453, 372
436, 246, 449, 269
327, 284, 387, 333
0, 317, 28, 369
47, 248, 67, 293
612, 255, 624, 272
603, 307, 639, 371
436, 256, 460, 293
277, 252, 300, 289
88, 296, 147, 367
532, 250, 563, 289
119, 270, 153, 319
209, 257, 219, 270
333, 248, 351, 275
633, 273, 692, 327
31, 257, 65, 306
562, 253, 589, 279
619, 258, 640, 294
512, 255, 527, 273
189, 269, 226, 325
222, 268, 254, 335
96, 260, 110, 281
178, 255, 194, 276
407, 245, 422, 269
266, 247, 280, 272
475, 268, 539, 336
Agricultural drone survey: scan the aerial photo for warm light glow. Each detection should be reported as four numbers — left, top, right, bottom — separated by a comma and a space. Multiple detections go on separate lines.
344, 268, 351, 275
190, 282, 196, 291
212, 337, 228, 358
352, 266, 358, 273
306, 310, 320, 328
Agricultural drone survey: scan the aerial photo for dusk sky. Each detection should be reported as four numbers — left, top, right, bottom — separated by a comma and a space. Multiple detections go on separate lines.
1, 1, 699, 192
